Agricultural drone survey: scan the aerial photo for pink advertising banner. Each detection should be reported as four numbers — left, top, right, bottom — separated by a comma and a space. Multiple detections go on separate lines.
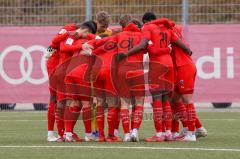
0, 25, 239, 103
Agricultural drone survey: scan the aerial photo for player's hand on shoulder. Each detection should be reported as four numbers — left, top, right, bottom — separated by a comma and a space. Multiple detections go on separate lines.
81, 43, 93, 56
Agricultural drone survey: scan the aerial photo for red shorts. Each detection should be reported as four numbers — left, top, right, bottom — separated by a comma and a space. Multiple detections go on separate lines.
175, 63, 197, 94
54, 54, 93, 102
117, 64, 145, 98
64, 62, 92, 101
93, 67, 117, 97
148, 61, 174, 93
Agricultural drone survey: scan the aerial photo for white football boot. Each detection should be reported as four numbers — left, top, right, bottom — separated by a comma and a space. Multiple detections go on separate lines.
123, 133, 131, 142
195, 127, 207, 138
181, 132, 197, 142
130, 129, 139, 142
47, 131, 58, 142
85, 133, 97, 142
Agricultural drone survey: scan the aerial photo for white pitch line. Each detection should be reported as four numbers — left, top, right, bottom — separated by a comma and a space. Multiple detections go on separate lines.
0, 120, 46, 122
0, 145, 240, 152
0, 119, 240, 122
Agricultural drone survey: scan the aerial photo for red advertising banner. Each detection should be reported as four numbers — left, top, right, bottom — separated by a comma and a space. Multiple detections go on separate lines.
0, 25, 239, 103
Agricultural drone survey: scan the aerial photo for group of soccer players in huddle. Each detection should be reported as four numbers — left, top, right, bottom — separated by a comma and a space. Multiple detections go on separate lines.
46, 11, 207, 142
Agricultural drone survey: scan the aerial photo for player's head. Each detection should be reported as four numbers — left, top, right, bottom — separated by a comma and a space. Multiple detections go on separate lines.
130, 19, 142, 29
80, 20, 97, 34
119, 14, 132, 28
95, 11, 111, 33
142, 12, 156, 24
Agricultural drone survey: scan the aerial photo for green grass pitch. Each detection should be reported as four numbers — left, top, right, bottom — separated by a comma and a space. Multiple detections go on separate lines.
0, 111, 240, 159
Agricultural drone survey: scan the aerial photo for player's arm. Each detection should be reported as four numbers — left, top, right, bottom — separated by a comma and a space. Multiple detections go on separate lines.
51, 24, 79, 48
81, 36, 117, 56
170, 30, 192, 55
128, 38, 149, 56
89, 36, 117, 55
51, 32, 69, 47
116, 38, 148, 62
173, 39, 192, 55
118, 25, 152, 59
60, 37, 82, 52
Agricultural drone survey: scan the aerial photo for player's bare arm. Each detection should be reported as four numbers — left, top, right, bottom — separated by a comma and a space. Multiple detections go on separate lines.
173, 39, 192, 56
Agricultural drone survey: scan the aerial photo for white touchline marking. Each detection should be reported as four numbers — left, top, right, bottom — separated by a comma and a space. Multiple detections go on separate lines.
0, 119, 239, 122
0, 120, 46, 122
0, 146, 239, 152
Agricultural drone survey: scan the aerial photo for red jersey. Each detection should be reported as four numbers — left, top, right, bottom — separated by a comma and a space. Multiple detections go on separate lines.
51, 23, 77, 49
59, 34, 95, 64
171, 25, 193, 67
92, 23, 144, 67
117, 23, 143, 65
47, 24, 77, 75
142, 23, 178, 66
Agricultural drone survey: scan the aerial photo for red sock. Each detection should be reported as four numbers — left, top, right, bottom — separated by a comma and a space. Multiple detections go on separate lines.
162, 101, 172, 131
172, 119, 179, 133
82, 106, 92, 133
115, 107, 120, 130
195, 116, 202, 129
132, 105, 143, 129
96, 105, 104, 136
64, 106, 81, 133
107, 107, 118, 136
152, 101, 163, 132
186, 103, 197, 131
120, 109, 130, 134
55, 106, 65, 137
47, 101, 55, 131
176, 102, 188, 128
64, 106, 72, 133
131, 106, 136, 130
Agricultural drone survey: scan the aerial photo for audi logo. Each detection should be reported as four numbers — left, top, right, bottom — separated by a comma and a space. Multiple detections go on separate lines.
0, 45, 48, 85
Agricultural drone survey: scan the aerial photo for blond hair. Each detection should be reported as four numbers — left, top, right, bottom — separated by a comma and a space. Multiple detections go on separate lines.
95, 11, 110, 27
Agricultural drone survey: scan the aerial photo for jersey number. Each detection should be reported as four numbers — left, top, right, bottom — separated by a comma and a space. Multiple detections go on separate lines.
159, 32, 168, 48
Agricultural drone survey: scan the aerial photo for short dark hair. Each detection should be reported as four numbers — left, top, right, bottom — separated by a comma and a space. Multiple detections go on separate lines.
142, 12, 156, 23
81, 20, 97, 34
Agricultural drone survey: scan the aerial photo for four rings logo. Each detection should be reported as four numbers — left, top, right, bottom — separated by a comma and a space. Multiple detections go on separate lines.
0, 45, 48, 85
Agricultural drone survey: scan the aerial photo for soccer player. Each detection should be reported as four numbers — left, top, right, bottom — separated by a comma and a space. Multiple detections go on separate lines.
49, 21, 97, 142
81, 18, 123, 142
82, 18, 146, 142
46, 46, 59, 142
46, 23, 80, 141
169, 22, 207, 141
62, 21, 97, 142
117, 12, 192, 142
115, 19, 145, 142
91, 11, 114, 138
